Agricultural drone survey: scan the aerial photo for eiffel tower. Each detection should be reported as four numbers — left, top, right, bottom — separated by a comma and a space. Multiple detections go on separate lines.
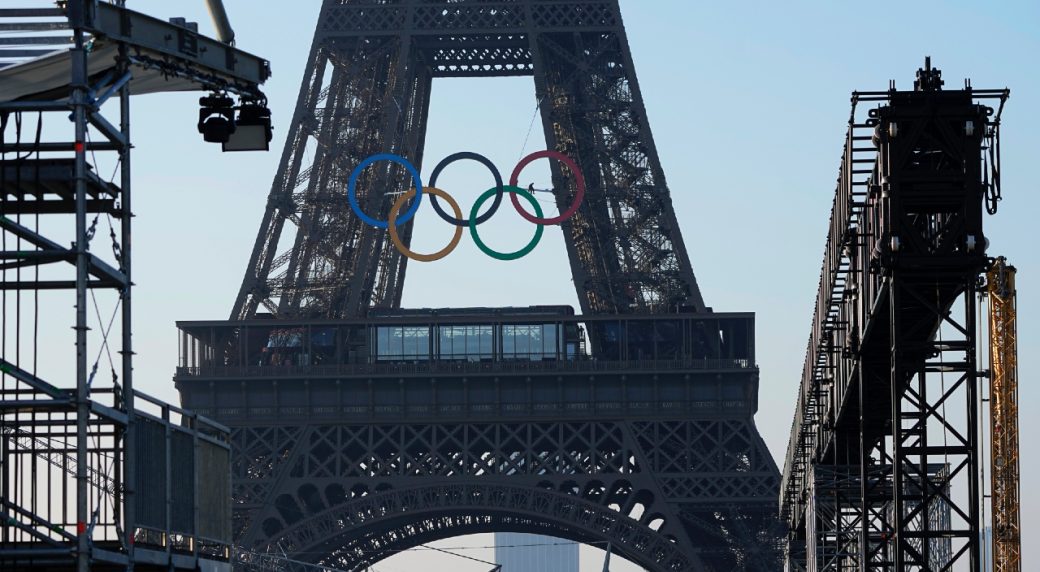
175, 2, 782, 570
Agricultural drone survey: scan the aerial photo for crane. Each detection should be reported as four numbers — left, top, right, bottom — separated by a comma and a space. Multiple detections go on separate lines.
988, 257, 1020, 572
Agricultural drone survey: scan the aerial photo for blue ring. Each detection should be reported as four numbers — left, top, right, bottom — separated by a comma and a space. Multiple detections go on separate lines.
347, 154, 424, 228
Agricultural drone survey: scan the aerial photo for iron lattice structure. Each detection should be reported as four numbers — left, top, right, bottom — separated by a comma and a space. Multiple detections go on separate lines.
183, 1, 783, 570
987, 258, 1020, 572
176, 311, 782, 571
780, 61, 1010, 571
231, 0, 705, 321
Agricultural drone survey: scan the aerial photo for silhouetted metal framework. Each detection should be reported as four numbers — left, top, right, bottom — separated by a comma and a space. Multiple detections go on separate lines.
0, 2, 267, 571
231, 0, 705, 321
780, 60, 1009, 571
177, 310, 783, 571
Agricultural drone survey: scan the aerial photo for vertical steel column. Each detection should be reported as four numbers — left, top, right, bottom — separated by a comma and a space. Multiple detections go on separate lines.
887, 234, 906, 571
69, 1, 91, 570
858, 356, 870, 569
118, 44, 136, 569
966, 283, 982, 572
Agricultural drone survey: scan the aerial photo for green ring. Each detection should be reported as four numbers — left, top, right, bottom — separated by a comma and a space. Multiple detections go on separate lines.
469, 185, 544, 261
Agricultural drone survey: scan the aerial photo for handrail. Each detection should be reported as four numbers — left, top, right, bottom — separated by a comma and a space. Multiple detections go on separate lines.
175, 357, 755, 379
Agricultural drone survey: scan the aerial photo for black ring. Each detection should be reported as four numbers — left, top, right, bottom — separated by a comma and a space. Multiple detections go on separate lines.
428, 152, 504, 226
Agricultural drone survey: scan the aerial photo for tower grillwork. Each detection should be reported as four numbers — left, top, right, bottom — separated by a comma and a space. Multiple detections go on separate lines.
231, 0, 705, 320
176, 310, 782, 571
182, 1, 783, 570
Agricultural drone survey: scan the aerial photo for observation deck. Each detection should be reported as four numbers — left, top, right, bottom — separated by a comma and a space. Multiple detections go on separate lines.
175, 307, 760, 423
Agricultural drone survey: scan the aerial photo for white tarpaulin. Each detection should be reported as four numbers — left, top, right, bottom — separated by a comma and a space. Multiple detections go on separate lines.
0, 40, 201, 103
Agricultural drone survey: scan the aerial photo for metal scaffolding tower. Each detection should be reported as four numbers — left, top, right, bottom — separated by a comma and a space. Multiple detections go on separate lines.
780, 59, 1010, 571
0, 2, 268, 570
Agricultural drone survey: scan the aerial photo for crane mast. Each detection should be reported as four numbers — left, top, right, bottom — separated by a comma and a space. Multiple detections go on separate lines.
988, 257, 1020, 572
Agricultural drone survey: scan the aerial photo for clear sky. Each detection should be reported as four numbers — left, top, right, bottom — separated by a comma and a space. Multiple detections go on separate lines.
16, 1, 1039, 570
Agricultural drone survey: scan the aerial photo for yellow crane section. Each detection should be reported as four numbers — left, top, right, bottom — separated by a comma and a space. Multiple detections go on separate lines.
988, 257, 1020, 572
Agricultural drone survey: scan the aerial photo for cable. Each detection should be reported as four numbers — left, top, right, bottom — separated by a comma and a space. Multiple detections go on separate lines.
985, 126, 1001, 215
518, 95, 545, 160
286, 539, 606, 556
87, 289, 120, 387
419, 544, 498, 567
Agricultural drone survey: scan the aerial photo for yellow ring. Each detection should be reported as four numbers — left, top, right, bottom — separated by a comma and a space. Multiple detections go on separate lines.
387, 187, 464, 262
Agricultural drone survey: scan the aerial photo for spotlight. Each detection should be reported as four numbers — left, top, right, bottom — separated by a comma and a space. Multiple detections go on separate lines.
223, 100, 273, 152
197, 93, 236, 144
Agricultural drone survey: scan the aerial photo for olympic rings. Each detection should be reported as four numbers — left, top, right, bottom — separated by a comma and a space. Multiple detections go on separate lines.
348, 153, 424, 229
388, 188, 464, 262
428, 152, 504, 227
509, 150, 585, 226
346, 150, 584, 262
469, 186, 544, 261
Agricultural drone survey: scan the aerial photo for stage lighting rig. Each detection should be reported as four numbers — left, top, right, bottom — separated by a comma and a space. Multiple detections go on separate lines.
224, 98, 273, 152
198, 92, 236, 143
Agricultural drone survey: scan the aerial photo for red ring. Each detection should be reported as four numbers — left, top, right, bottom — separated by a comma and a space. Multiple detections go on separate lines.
508, 150, 586, 225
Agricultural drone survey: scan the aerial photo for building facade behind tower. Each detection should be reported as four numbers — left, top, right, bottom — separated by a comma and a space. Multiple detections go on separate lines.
494, 533, 579, 572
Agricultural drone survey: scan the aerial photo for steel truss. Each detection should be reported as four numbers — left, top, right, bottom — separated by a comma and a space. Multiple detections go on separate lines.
219, 416, 778, 572
232, 0, 705, 320
203, 1, 781, 569
176, 310, 783, 570
986, 258, 1020, 571
780, 60, 1009, 571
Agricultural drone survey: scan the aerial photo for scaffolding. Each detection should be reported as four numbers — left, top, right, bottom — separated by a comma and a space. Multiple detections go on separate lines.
780, 60, 1010, 571
0, 1, 268, 570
